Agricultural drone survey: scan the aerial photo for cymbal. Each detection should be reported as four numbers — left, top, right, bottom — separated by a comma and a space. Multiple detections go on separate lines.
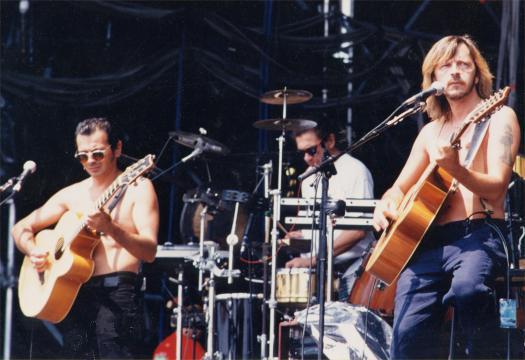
253, 118, 317, 132
260, 89, 313, 105
169, 130, 230, 156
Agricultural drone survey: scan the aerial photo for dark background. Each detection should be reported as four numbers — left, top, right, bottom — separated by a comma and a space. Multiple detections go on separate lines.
1, 1, 523, 358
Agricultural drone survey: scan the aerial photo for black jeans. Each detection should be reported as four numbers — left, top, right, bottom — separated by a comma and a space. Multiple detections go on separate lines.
59, 271, 144, 359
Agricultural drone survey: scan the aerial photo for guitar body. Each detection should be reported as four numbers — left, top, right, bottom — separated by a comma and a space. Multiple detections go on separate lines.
18, 211, 100, 323
366, 167, 454, 285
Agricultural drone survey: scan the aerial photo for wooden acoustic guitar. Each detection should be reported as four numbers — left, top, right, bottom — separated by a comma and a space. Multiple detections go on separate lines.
18, 154, 155, 323
366, 87, 511, 285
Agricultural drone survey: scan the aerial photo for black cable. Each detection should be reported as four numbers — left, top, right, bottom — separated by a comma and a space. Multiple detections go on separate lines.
301, 173, 321, 360
484, 217, 513, 360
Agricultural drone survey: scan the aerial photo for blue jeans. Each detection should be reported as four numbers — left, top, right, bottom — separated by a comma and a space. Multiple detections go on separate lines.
391, 219, 508, 359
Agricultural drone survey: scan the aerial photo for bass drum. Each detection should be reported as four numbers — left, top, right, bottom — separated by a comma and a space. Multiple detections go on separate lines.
348, 269, 397, 319
179, 188, 247, 250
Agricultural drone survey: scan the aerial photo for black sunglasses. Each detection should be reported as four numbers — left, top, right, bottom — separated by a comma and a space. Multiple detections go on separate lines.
299, 145, 318, 156
74, 146, 110, 163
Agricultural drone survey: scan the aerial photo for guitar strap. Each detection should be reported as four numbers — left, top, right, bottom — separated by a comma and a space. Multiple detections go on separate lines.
462, 114, 492, 168
453, 113, 493, 210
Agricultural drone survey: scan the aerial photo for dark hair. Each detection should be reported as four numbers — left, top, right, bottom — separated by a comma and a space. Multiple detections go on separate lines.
75, 117, 119, 148
293, 120, 348, 151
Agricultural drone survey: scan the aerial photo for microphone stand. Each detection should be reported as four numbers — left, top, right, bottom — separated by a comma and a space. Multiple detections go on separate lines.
150, 144, 204, 182
315, 149, 337, 360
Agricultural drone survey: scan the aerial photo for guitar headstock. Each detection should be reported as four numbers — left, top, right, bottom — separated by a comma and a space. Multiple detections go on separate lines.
450, 86, 510, 146
120, 154, 156, 186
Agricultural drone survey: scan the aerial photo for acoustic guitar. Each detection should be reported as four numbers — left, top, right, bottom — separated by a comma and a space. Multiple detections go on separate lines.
366, 87, 511, 285
18, 154, 155, 323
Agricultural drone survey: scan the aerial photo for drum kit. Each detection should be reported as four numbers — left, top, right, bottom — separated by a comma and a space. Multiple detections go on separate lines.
153, 88, 394, 360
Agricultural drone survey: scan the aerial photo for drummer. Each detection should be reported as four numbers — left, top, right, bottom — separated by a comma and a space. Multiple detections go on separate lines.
285, 120, 375, 300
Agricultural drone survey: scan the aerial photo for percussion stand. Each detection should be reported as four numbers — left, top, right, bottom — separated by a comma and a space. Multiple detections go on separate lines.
203, 245, 217, 360
267, 96, 288, 358
198, 205, 209, 292
169, 267, 184, 360
201, 243, 241, 360
259, 160, 272, 359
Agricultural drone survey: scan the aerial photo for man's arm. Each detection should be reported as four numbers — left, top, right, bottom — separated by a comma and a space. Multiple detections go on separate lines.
332, 229, 367, 257
434, 106, 521, 200
373, 124, 432, 231
87, 178, 159, 263
12, 189, 69, 271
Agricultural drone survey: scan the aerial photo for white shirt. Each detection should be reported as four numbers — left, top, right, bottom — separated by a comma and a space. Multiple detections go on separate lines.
300, 153, 375, 263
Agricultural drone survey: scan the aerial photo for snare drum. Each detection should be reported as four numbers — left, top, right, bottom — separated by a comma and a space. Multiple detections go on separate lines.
276, 268, 316, 303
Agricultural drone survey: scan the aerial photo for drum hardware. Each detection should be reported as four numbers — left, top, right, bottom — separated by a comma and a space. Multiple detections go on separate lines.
256, 87, 314, 359
253, 118, 318, 132
169, 130, 230, 156
268, 189, 281, 359
259, 88, 313, 105
221, 190, 250, 285
196, 241, 242, 360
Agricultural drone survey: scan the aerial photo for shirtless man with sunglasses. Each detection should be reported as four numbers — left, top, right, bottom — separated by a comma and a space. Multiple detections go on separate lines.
13, 117, 159, 359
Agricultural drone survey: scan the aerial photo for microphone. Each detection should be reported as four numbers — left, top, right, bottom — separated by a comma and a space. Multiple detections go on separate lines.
326, 199, 346, 218
403, 81, 444, 106
13, 160, 37, 192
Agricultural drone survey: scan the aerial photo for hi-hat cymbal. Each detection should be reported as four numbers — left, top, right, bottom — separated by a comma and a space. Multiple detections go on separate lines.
260, 89, 313, 105
169, 130, 230, 155
253, 118, 317, 132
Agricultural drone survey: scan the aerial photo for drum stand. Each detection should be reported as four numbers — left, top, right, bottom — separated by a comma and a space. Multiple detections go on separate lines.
259, 160, 272, 359
203, 243, 218, 360
170, 267, 184, 360
267, 109, 287, 359
197, 205, 209, 291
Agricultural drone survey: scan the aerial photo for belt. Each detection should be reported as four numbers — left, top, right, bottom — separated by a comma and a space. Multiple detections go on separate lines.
86, 271, 139, 288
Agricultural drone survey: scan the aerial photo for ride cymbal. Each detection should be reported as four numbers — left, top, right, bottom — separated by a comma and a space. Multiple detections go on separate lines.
169, 130, 230, 155
260, 89, 313, 105
253, 118, 317, 132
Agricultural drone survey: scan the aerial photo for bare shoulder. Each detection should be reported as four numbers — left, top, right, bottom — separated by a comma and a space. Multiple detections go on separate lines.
415, 120, 441, 147
128, 176, 157, 199
488, 105, 520, 141
491, 105, 519, 127
47, 179, 87, 208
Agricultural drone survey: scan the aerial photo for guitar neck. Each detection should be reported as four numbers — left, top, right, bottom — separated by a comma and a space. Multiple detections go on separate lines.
69, 175, 125, 243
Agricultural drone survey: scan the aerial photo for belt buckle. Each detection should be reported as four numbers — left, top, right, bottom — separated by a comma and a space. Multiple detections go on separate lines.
103, 276, 119, 287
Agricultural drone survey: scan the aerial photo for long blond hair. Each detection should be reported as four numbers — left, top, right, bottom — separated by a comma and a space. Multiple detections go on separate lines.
421, 35, 494, 121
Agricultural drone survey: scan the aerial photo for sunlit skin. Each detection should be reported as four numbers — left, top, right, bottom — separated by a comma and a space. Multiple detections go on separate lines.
373, 43, 521, 232
13, 128, 159, 275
